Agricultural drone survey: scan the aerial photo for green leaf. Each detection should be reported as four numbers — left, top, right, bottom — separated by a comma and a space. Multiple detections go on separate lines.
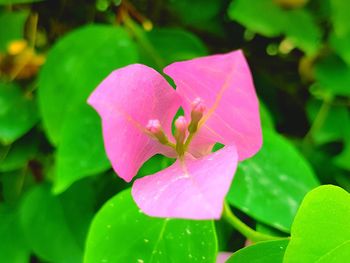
226, 239, 289, 263
228, 0, 321, 54
137, 154, 175, 178
227, 130, 319, 232
0, 82, 38, 144
283, 9, 322, 55
228, 0, 284, 37
284, 185, 350, 263
20, 182, 95, 262
167, 0, 224, 34
306, 99, 350, 145
85, 189, 218, 263
0, 170, 30, 204
330, 33, 350, 65
54, 104, 110, 193
329, 0, 350, 64
0, 133, 38, 172
256, 223, 288, 238
329, 0, 350, 37
141, 28, 207, 68
0, 11, 28, 51
168, 0, 222, 25
38, 24, 137, 193
0, 205, 30, 263
215, 220, 234, 252
314, 55, 350, 96
38, 24, 138, 145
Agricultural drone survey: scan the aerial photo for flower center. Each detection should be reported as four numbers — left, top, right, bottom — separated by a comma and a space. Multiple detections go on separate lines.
145, 98, 206, 156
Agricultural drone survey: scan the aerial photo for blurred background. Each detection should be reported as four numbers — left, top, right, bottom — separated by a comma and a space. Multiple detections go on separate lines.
0, 0, 349, 262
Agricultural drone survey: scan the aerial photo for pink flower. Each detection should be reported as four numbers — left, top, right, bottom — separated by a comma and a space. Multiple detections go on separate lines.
88, 50, 262, 219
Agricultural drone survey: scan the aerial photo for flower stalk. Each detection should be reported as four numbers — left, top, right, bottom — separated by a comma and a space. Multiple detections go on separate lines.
222, 201, 285, 243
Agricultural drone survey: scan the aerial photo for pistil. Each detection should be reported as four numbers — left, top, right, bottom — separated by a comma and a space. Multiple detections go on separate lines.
145, 98, 206, 156
184, 98, 206, 150
188, 98, 206, 133
174, 116, 188, 156
146, 119, 173, 147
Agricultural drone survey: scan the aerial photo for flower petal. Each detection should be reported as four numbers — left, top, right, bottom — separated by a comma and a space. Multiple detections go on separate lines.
132, 146, 238, 219
88, 64, 180, 182
164, 50, 262, 160
216, 252, 232, 263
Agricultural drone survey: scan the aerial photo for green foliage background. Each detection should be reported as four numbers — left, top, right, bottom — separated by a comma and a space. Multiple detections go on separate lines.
0, 0, 349, 262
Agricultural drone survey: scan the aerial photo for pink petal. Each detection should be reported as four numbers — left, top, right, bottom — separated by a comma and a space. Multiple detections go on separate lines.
88, 64, 180, 182
164, 50, 262, 161
216, 252, 232, 263
132, 146, 238, 219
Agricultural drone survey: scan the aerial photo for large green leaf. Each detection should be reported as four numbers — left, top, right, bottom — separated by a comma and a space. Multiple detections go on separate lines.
284, 185, 350, 263
137, 154, 175, 178
0, 205, 30, 263
0, 82, 38, 144
227, 130, 319, 232
226, 239, 289, 263
38, 25, 137, 192
38, 24, 138, 145
54, 104, 110, 193
85, 189, 218, 263
20, 182, 95, 262
228, 0, 321, 55
0, 11, 28, 51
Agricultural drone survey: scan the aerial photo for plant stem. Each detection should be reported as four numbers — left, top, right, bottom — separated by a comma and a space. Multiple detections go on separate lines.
183, 132, 195, 151
222, 201, 284, 243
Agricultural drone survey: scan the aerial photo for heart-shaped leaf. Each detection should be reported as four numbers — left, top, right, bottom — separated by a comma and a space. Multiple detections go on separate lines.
85, 189, 218, 263
284, 185, 350, 263
53, 104, 110, 193
38, 24, 138, 145
38, 25, 138, 192
227, 130, 319, 232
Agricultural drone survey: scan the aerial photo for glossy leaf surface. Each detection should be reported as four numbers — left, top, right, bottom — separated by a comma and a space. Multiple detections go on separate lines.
85, 189, 218, 262
284, 185, 350, 263
227, 130, 319, 232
